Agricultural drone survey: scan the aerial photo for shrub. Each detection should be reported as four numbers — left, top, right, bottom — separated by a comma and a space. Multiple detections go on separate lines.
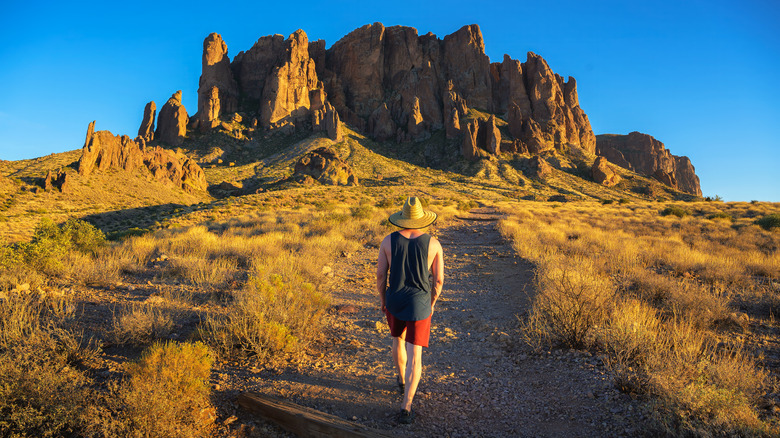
707, 211, 733, 221
0, 292, 96, 437
601, 199, 615, 205
522, 258, 615, 348
200, 274, 329, 362
661, 206, 691, 218
755, 213, 780, 230
113, 303, 175, 345
117, 341, 213, 437
618, 198, 630, 204
350, 204, 374, 219
457, 200, 478, 211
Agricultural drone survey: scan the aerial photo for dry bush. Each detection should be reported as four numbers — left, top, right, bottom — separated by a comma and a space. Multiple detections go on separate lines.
0, 292, 98, 437
522, 257, 615, 348
112, 341, 213, 438
113, 303, 175, 345
200, 274, 329, 362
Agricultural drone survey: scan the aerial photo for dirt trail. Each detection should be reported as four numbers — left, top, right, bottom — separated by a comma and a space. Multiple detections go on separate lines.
226, 208, 650, 437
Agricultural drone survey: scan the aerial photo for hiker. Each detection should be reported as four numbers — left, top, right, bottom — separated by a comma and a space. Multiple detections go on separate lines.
376, 196, 444, 424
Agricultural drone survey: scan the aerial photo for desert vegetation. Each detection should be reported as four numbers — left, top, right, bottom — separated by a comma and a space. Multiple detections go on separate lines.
499, 200, 780, 435
0, 191, 463, 436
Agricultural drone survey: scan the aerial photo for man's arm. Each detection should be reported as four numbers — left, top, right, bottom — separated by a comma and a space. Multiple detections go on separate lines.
430, 237, 444, 312
376, 235, 391, 312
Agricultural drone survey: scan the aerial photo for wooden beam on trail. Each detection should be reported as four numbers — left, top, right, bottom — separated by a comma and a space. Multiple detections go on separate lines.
237, 392, 394, 438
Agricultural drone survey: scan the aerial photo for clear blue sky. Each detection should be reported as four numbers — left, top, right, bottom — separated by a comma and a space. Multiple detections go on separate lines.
1, 0, 778, 201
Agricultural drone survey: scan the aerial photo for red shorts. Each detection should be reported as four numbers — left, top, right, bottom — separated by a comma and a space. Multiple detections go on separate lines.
385, 309, 432, 348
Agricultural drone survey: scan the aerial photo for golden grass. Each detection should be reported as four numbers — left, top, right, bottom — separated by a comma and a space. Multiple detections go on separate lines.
499, 200, 780, 436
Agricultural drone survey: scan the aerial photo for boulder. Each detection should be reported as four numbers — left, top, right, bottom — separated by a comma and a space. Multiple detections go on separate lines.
144, 146, 208, 193
461, 120, 479, 161
591, 157, 622, 187
482, 115, 501, 154
43, 169, 70, 193
197, 33, 238, 129
137, 101, 156, 142
155, 91, 189, 146
312, 101, 342, 141
368, 103, 396, 141
596, 132, 701, 195
527, 155, 552, 179
293, 147, 358, 186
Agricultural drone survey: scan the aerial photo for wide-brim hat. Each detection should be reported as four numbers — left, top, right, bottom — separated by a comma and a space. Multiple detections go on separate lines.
388, 197, 437, 229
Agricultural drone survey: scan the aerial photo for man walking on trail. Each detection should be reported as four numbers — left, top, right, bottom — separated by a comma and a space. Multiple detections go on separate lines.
376, 196, 444, 424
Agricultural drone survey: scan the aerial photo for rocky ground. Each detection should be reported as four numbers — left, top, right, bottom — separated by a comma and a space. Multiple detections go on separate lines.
211, 208, 653, 437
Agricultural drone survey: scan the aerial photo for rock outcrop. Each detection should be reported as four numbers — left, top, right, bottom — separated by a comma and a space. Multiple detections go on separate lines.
188, 23, 598, 157
77, 121, 207, 192
591, 156, 622, 187
137, 101, 156, 142
79, 121, 145, 177
527, 155, 552, 179
155, 91, 189, 146
596, 132, 701, 195
43, 169, 70, 193
293, 147, 357, 186
482, 115, 501, 154
198, 33, 238, 129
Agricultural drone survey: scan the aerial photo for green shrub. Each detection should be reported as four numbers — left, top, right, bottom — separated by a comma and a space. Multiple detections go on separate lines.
350, 204, 374, 219
457, 200, 478, 211
707, 212, 733, 221
375, 198, 395, 209
601, 199, 615, 205
17, 218, 106, 275
618, 198, 630, 204
661, 206, 691, 218
755, 214, 780, 231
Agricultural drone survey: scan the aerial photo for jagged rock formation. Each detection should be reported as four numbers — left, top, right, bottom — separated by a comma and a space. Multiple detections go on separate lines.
137, 101, 156, 142
43, 169, 70, 193
197, 33, 238, 130
78, 121, 145, 177
78, 121, 207, 192
591, 156, 622, 187
190, 23, 593, 158
155, 91, 189, 146
596, 132, 701, 195
293, 147, 357, 186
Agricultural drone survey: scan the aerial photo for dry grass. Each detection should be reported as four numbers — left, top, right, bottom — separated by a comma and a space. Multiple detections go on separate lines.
499, 200, 780, 436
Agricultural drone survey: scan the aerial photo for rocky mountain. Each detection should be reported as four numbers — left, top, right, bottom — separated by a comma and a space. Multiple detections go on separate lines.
191, 23, 595, 156
596, 132, 701, 196
182, 23, 699, 194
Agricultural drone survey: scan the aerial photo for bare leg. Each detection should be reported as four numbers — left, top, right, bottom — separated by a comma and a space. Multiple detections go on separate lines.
392, 329, 407, 385
401, 342, 423, 411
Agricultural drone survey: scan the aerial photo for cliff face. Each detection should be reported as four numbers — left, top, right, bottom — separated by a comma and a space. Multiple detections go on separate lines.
196, 23, 596, 154
596, 132, 701, 195
186, 23, 699, 194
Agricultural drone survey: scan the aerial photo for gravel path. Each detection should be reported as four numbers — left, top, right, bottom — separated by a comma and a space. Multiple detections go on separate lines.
222, 208, 652, 437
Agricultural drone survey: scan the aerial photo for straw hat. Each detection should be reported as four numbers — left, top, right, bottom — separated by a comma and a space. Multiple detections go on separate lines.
388, 197, 437, 229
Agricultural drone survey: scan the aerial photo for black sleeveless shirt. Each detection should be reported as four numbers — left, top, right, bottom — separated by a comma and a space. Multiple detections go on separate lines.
385, 231, 432, 321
